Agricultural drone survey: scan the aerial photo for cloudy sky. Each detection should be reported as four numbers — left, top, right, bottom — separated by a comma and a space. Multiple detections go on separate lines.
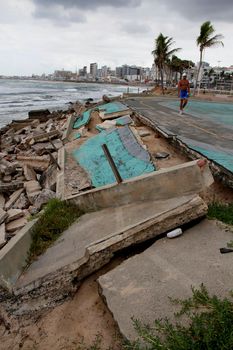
1, 0, 232, 75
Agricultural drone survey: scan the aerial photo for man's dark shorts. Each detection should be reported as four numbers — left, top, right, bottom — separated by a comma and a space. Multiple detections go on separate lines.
180, 90, 189, 99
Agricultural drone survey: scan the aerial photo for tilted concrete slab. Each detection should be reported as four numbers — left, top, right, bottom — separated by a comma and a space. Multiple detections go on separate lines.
68, 159, 213, 210
98, 219, 233, 341
14, 194, 207, 307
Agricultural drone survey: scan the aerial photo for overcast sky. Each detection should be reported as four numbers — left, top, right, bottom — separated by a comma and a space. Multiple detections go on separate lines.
1, 0, 232, 75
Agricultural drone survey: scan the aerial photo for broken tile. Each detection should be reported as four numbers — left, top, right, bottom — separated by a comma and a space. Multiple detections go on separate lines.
0, 223, 6, 248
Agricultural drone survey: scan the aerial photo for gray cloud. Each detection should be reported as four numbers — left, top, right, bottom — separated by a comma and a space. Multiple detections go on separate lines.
121, 22, 151, 35
32, 0, 141, 24
164, 0, 233, 22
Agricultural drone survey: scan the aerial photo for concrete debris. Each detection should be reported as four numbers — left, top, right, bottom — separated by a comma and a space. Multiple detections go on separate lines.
25, 180, 42, 204
154, 151, 170, 159
0, 194, 5, 209
23, 165, 37, 181
40, 164, 57, 191
33, 189, 56, 212
0, 208, 8, 225
17, 155, 50, 172
4, 188, 24, 210
138, 129, 151, 137
0, 223, 6, 248
6, 216, 27, 234
0, 181, 24, 193
32, 130, 61, 143
12, 193, 29, 210
6, 209, 24, 223
28, 109, 51, 121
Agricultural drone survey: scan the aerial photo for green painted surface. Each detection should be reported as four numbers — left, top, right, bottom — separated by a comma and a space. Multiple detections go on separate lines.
73, 132, 81, 139
97, 102, 129, 114
73, 110, 91, 129
73, 127, 155, 187
160, 100, 233, 127
187, 144, 233, 172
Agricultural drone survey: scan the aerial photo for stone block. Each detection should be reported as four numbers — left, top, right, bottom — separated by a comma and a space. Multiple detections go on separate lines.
17, 155, 50, 172
33, 189, 56, 211
0, 181, 24, 194
12, 193, 29, 210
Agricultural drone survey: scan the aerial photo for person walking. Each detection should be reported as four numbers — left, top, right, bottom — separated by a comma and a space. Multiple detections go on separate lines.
178, 73, 190, 115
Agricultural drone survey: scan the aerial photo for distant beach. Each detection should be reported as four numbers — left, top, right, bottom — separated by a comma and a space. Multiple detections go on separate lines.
0, 79, 144, 128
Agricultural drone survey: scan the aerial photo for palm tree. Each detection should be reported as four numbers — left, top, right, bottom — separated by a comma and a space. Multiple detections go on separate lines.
152, 34, 181, 93
195, 21, 224, 92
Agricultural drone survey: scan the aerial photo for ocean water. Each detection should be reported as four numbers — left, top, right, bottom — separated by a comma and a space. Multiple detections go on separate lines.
0, 79, 142, 128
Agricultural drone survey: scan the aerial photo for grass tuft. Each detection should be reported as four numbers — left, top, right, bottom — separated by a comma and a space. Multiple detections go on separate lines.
125, 285, 233, 350
28, 198, 84, 263
207, 202, 233, 226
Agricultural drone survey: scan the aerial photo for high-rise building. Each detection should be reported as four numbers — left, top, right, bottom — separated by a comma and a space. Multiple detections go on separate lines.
90, 63, 98, 78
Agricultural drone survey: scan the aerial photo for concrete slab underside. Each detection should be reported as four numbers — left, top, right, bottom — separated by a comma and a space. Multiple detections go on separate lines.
15, 194, 206, 297
126, 97, 233, 174
98, 219, 233, 341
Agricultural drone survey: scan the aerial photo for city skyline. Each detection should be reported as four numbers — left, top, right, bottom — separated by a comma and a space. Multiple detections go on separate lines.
0, 0, 233, 75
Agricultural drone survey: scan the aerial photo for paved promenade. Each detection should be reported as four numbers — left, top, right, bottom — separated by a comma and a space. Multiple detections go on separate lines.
126, 97, 233, 183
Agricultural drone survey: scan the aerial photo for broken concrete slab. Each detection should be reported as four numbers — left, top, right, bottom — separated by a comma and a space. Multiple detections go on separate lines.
28, 109, 51, 122
6, 209, 24, 223
6, 216, 27, 234
0, 208, 8, 224
33, 189, 56, 212
14, 194, 207, 305
0, 223, 6, 249
0, 219, 37, 291
24, 180, 41, 204
23, 165, 37, 181
68, 160, 213, 211
4, 188, 24, 210
17, 155, 50, 172
32, 130, 61, 143
12, 193, 29, 210
98, 219, 233, 341
40, 164, 57, 191
0, 194, 5, 209
0, 180, 24, 193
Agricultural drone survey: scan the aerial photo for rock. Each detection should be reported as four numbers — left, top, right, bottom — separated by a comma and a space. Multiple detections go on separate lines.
32, 130, 61, 143
0, 208, 8, 224
4, 188, 24, 210
6, 209, 24, 223
33, 189, 56, 211
25, 180, 42, 204
6, 216, 27, 234
12, 193, 29, 210
23, 165, 37, 181
0, 223, 6, 248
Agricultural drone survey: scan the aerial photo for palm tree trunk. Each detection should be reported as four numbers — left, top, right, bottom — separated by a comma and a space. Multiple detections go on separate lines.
194, 49, 203, 95
160, 68, 164, 94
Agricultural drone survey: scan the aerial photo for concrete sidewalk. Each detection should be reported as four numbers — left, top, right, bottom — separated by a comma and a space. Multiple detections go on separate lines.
98, 219, 233, 341
15, 194, 206, 304
126, 97, 233, 186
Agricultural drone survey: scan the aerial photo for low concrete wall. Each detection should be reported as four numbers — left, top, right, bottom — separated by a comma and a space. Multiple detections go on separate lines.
0, 219, 37, 291
68, 160, 213, 211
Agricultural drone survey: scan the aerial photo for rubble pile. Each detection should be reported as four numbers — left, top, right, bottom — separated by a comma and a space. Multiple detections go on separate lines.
0, 107, 77, 249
